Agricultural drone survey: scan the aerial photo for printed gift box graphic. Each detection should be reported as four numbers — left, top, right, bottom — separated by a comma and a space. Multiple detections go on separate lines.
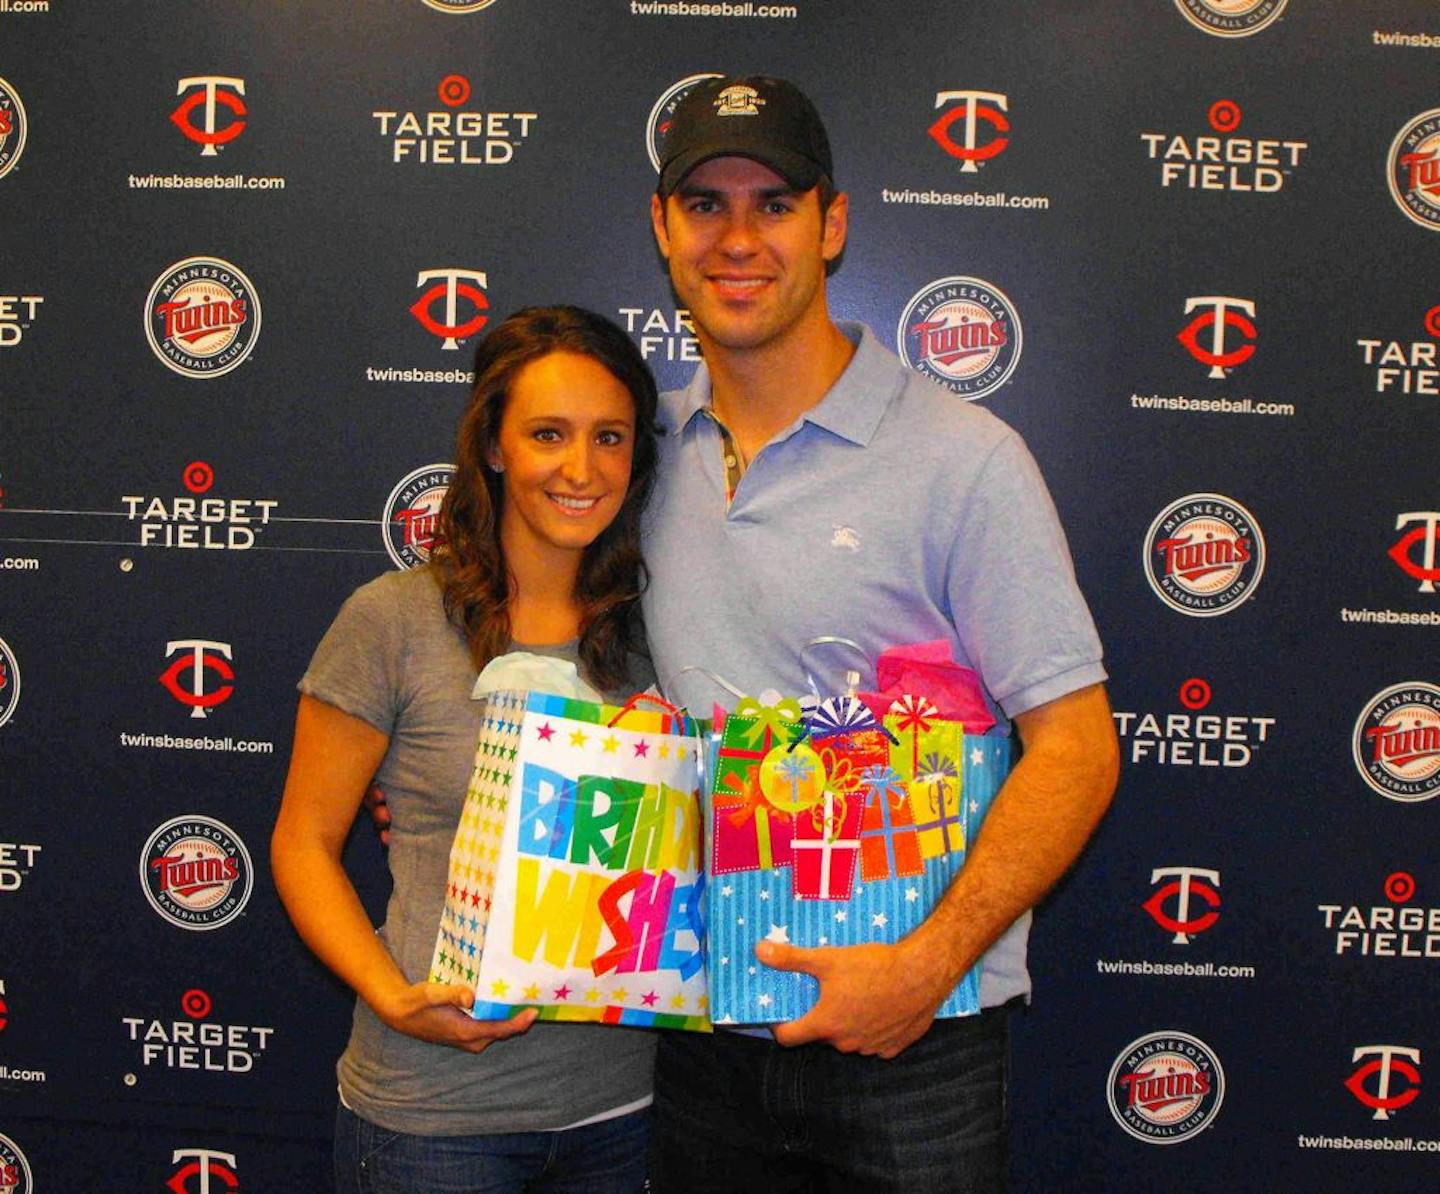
706, 643, 1010, 1025
431, 688, 711, 1031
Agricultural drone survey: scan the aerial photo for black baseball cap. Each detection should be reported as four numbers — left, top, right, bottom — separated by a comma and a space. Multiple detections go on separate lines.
656, 75, 833, 199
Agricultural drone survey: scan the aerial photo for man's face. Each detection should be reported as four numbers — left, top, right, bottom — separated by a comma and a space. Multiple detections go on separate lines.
651, 156, 847, 356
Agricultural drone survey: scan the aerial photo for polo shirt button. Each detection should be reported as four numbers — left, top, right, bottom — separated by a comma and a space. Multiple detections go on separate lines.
724, 456, 737, 468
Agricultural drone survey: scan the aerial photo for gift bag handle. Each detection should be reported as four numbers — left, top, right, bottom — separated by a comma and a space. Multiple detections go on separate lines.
606, 690, 688, 728
664, 665, 749, 705
798, 636, 873, 705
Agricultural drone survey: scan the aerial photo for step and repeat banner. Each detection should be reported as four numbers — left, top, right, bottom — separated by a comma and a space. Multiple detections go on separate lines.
2, 1, 1437, 1188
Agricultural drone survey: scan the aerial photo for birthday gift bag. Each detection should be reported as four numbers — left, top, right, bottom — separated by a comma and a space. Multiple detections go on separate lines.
705, 644, 1010, 1026
430, 677, 710, 1031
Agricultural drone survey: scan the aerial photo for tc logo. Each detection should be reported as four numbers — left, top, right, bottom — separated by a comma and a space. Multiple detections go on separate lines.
410, 269, 489, 350
1177, 296, 1257, 378
1390, 512, 1440, 593
167, 1148, 239, 1194
1143, 867, 1221, 944
928, 91, 1009, 173
1345, 1046, 1421, 1121
170, 77, 248, 157
159, 640, 235, 719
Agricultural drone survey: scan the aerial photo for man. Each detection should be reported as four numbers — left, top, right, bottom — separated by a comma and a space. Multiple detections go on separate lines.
640, 75, 1119, 1191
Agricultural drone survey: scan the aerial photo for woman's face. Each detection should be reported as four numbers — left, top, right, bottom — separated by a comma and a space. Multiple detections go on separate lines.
489, 349, 637, 562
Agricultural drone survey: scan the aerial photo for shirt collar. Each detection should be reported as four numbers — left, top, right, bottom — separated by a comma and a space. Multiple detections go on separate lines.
660, 322, 899, 447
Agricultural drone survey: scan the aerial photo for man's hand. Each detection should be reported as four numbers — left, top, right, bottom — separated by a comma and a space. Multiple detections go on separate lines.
759, 938, 950, 1058
362, 783, 391, 848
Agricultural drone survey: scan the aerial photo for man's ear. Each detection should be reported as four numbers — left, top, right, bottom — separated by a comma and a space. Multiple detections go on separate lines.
650, 192, 671, 259
822, 190, 848, 264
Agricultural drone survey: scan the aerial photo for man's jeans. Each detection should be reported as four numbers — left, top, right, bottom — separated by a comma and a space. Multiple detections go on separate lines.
650, 1006, 1011, 1193
334, 1104, 649, 1193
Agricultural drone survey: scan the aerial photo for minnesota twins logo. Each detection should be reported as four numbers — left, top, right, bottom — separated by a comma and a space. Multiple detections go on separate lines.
0, 76, 28, 181
170, 77, 247, 156
1352, 683, 1440, 803
411, 268, 489, 350
420, 0, 501, 11
1390, 512, 1440, 592
1143, 867, 1221, 944
897, 276, 1022, 401
0, 1133, 32, 1194
1387, 109, 1440, 231
1107, 1031, 1225, 1144
144, 257, 261, 378
928, 91, 1009, 173
158, 640, 235, 719
1346, 1045, 1421, 1121
1173, 0, 1288, 38
0, 636, 18, 729
1144, 493, 1265, 617
384, 463, 455, 569
1177, 296, 1256, 379
141, 815, 253, 931
646, 73, 723, 172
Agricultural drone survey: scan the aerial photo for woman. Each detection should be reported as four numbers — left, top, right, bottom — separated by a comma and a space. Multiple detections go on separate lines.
272, 306, 660, 1193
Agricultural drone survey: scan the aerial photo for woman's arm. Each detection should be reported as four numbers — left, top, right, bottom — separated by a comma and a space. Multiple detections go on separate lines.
271, 694, 536, 1052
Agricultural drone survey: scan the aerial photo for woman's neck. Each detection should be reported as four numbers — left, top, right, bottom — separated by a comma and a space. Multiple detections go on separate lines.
501, 526, 586, 646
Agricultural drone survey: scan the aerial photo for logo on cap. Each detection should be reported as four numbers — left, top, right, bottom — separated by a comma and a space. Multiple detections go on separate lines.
715, 85, 765, 118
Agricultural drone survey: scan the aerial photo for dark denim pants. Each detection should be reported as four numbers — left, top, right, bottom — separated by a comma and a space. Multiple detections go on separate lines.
334, 1103, 649, 1194
650, 1006, 1011, 1193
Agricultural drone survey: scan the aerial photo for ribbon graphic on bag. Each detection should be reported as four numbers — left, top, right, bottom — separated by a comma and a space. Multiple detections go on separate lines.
735, 695, 804, 749
915, 750, 962, 855
890, 694, 939, 779
715, 764, 791, 870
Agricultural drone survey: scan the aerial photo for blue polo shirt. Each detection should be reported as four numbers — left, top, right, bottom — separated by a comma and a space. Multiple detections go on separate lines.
641, 322, 1107, 1006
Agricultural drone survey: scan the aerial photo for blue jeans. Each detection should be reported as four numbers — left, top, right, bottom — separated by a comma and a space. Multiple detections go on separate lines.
334, 1104, 650, 1194
650, 1006, 1012, 1193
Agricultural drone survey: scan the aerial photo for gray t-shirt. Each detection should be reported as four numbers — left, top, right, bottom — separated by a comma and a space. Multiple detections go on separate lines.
299, 565, 657, 1136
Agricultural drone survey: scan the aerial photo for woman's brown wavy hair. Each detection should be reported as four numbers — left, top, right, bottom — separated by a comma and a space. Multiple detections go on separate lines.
431, 305, 659, 692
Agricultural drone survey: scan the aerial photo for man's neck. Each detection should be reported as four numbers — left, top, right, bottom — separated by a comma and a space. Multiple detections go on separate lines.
703, 316, 856, 462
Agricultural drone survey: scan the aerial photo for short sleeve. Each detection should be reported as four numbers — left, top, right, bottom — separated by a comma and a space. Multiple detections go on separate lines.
298, 576, 407, 735
945, 431, 1107, 719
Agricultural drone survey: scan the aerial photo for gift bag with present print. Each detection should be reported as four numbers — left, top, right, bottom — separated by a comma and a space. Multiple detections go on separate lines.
431, 683, 711, 1031
704, 642, 1010, 1025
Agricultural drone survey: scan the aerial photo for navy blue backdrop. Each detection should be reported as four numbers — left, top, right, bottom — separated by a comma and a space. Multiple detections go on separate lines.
2, 1, 1438, 1189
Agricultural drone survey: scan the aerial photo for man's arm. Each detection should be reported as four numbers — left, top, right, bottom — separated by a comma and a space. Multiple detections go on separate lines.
763, 681, 1119, 1057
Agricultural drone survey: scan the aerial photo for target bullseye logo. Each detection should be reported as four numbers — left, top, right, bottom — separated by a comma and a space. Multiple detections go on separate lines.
1178, 679, 1212, 710
1208, 99, 1241, 133
183, 461, 215, 494
181, 988, 213, 1019
1384, 872, 1417, 904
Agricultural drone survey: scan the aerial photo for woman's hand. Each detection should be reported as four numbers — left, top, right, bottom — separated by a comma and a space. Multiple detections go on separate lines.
374, 980, 539, 1054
